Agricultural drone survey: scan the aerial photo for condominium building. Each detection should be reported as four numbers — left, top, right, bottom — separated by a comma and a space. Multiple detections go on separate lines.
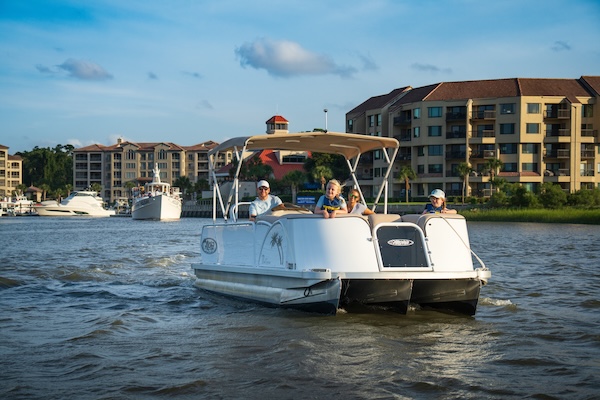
73, 139, 230, 202
0, 144, 24, 198
346, 76, 600, 198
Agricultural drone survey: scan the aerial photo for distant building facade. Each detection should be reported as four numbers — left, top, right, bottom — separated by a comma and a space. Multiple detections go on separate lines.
0, 144, 24, 198
73, 139, 231, 202
346, 76, 600, 198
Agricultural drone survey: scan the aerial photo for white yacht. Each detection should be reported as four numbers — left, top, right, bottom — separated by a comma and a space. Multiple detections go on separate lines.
131, 164, 182, 220
35, 190, 115, 217
191, 131, 491, 315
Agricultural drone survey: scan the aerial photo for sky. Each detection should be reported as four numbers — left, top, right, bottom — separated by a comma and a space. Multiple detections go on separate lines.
1, 0, 600, 153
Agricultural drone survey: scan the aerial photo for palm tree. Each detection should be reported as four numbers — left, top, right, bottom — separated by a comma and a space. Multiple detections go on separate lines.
90, 183, 103, 194
484, 158, 503, 193
39, 183, 50, 201
456, 162, 472, 204
282, 170, 306, 204
312, 165, 332, 191
397, 164, 416, 203
124, 181, 137, 199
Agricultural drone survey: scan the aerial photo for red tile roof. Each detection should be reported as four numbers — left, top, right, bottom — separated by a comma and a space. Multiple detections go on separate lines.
266, 115, 288, 123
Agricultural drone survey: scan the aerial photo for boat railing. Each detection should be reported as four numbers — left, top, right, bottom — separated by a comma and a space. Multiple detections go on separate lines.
229, 201, 252, 222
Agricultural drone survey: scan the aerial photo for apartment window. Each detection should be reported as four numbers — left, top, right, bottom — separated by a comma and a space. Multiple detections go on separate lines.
413, 127, 420, 138
377, 114, 382, 126
114, 153, 122, 160
368, 115, 374, 127
500, 103, 515, 114
582, 104, 593, 118
113, 162, 122, 169
522, 144, 539, 154
126, 150, 136, 160
347, 119, 353, 132
428, 107, 442, 118
527, 103, 541, 114
428, 126, 442, 137
140, 162, 146, 170
417, 165, 424, 174
172, 162, 180, 169
413, 108, 421, 119
526, 123, 540, 134
158, 149, 168, 160
428, 145, 443, 156
428, 164, 443, 174
499, 123, 515, 134
158, 162, 167, 169
500, 143, 518, 154
502, 163, 518, 172
126, 162, 136, 169
125, 172, 136, 179
522, 163, 538, 173
417, 146, 424, 157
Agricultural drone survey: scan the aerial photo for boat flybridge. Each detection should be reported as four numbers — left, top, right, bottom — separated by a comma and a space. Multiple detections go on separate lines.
191, 131, 491, 315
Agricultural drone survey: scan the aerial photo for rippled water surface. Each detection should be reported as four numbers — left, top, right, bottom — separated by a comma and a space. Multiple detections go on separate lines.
1, 217, 599, 399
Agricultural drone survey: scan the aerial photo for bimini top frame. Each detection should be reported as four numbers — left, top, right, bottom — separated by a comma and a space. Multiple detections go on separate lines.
207, 131, 400, 221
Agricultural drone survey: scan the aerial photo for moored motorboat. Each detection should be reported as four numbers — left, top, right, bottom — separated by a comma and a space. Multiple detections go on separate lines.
191, 131, 491, 315
131, 164, 182, 220
34, 190, 115, 217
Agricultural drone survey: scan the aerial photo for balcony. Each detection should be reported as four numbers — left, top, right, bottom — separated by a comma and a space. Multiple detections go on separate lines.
446, 151, 467, 160
394, 133, 412, 142
581, 129, 598, 138
471, 110, 496, 120
581, 150, 595, 159
397, 152, 412, 161
544, 109, 570, 119
446, 131, 466, 139
446, 112, 467, 121
483, 150, 496, 158
544, 149, 570, 158
393, 116, 412, 125
580, 169, 595, 177
545, 128, 570, 137
475, 130, 495, 138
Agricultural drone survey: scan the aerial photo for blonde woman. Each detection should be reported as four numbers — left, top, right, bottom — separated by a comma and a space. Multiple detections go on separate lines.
347, 189, 374, 215
314, 179, 347, 219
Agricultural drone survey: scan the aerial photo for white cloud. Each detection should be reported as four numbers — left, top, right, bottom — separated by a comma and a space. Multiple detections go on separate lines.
57, 58, 113, 81
235, 38, 356, 78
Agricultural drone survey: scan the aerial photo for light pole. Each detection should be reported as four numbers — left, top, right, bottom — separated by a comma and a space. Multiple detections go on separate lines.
323, 108, 328, 131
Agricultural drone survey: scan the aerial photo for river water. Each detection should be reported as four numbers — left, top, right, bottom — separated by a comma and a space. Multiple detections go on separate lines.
0, 217, 598, 400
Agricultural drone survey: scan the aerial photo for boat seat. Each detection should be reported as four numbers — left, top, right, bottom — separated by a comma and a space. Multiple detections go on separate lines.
367, 213, 402, 232
402, 213, 466, 235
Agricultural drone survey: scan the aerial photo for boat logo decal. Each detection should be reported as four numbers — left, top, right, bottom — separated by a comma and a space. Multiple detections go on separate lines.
202, 238, 217, 254
387, 239, 414, 247
270, 233, 284, 265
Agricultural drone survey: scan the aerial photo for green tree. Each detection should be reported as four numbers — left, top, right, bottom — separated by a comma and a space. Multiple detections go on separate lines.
124, 181, 137, 199
456, 162, 472, 204
484, 158, 503, 193
397, 164, 416, 203
538, 182, 567, 208
90, 183, 103, 194
312, 165, 333, 191
174, 176, 193, 199
304, 153, 346, 183
39, 183, 51, 200
282, 170, 306, 204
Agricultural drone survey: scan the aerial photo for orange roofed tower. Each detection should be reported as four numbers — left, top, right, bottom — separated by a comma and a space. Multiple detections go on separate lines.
265, 115, 289, 134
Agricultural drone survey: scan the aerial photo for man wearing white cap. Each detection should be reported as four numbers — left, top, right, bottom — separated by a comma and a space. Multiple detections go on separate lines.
249, 180, 282, 221
422, 189, 457, 214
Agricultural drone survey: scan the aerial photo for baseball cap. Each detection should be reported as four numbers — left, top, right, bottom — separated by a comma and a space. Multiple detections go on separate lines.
257, 180, 269, 189
429, 189, 445, 199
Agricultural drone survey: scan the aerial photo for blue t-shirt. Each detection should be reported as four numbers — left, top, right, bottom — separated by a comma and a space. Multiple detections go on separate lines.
316, 195, 346, 213
424, 203, 443, 213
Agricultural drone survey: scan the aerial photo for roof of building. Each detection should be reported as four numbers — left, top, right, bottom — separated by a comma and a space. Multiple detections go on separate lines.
215, 149, 309, 180
347, 86, 411, 117
580, 76, 600, 96
266, 115, 289, 124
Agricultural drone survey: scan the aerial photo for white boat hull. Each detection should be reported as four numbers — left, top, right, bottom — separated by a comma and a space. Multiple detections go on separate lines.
35, 205, 115, 217
131, 194, 181, 220
192, 212, 489, 315
34, 191, 115, 217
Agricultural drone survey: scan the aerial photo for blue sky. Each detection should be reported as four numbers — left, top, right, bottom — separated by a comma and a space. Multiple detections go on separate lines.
1, 0, 599, 153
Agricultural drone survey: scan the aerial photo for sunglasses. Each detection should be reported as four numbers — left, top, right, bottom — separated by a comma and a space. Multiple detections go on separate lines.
258, 187, 269, 191
349, 194, 359, 199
